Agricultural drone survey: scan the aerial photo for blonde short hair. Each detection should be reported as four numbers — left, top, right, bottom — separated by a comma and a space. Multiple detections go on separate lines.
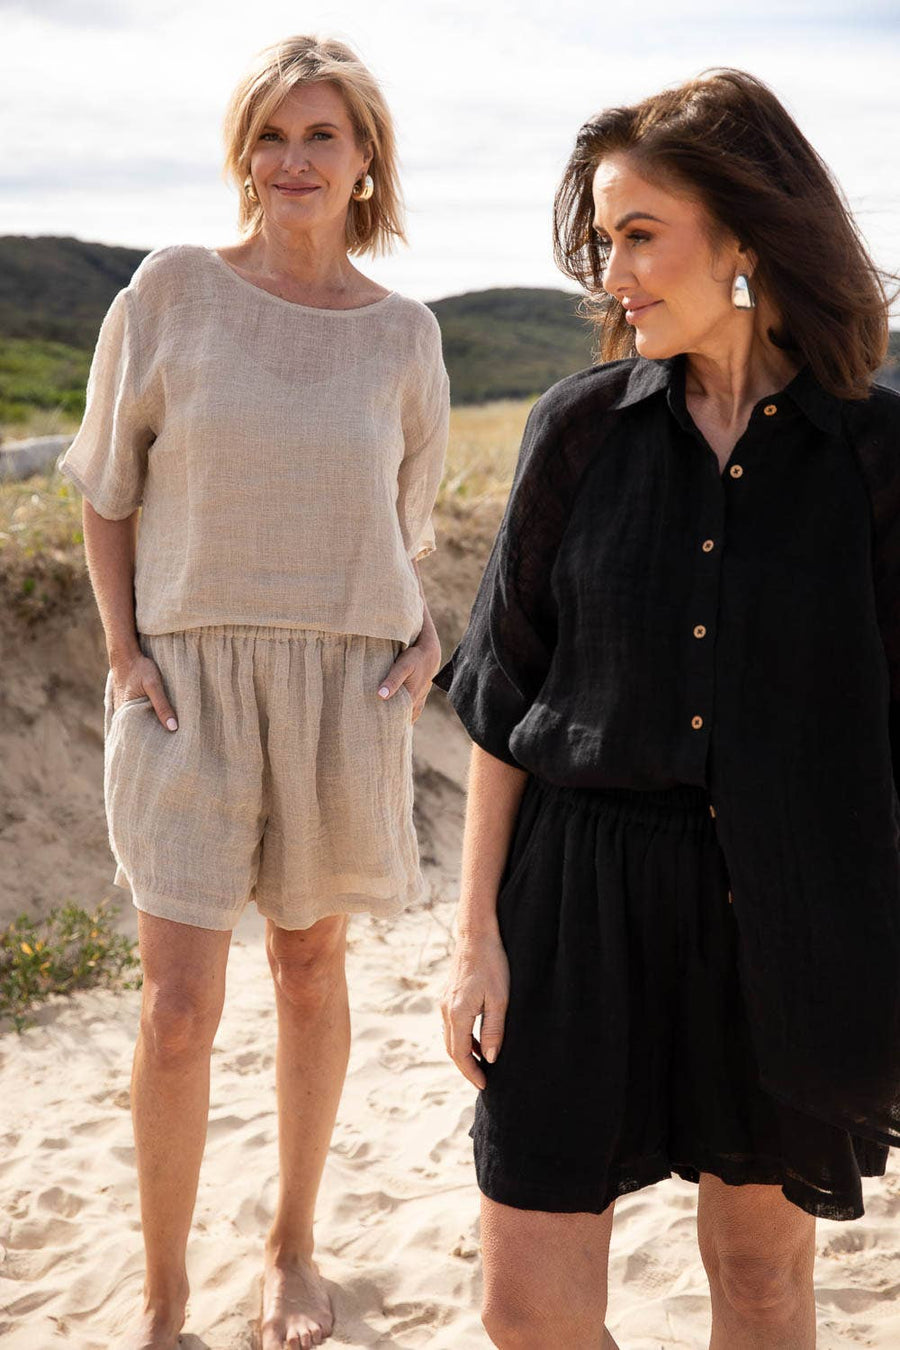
222, 35, 406, 257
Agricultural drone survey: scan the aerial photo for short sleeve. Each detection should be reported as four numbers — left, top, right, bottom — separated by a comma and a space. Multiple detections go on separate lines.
398, 314, 450, 562
58, 287, 155, 519
432, 394, 571, 766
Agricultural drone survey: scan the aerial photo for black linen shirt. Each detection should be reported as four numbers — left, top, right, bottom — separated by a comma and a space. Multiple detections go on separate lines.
433, 354, 900, 1149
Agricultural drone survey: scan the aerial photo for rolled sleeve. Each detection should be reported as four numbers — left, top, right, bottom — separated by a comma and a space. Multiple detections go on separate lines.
433, 396, 567, 766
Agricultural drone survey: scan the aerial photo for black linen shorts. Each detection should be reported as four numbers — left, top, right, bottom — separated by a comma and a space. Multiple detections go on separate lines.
473, 776, 888, 1222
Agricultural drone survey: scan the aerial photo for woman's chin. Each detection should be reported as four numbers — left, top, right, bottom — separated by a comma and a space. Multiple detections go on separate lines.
633, 329, 679, 361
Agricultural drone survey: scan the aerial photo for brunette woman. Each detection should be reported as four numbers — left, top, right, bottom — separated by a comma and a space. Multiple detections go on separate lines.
435, 68, 900, 1349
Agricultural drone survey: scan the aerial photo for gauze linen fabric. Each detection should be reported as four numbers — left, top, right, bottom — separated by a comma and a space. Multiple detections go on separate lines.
103, 626, 421, 931
58, 244, 450, 646
433, 354, 900, 1157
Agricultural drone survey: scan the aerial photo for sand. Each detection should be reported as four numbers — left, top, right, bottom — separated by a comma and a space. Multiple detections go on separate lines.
4, 592, 900, 1348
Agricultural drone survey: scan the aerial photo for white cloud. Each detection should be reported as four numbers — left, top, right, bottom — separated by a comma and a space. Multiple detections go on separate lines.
1, 0, 898, 301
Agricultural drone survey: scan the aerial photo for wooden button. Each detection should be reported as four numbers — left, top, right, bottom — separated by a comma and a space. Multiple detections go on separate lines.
693, 624, 707, 639
691, 715, 704, 730
702, 539, 715, 553
764, 404, 777, 416
727, 890, 734, 904
709, 803, 717, 818
729, 464, 744, 479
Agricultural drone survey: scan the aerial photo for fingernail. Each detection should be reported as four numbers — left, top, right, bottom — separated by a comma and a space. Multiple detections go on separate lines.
378, 686, 390, 698
484, 1047, 496, 1063
166, 718, 178, 731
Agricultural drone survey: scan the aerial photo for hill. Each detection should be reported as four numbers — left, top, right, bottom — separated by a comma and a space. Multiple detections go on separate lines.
0, 235, 897, 427
0, 235, 595, 410
426, 288, 593, 402
0, 236, 148, 349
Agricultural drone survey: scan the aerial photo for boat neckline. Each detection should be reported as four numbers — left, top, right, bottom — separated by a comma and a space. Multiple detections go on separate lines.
203, 247, 399, 315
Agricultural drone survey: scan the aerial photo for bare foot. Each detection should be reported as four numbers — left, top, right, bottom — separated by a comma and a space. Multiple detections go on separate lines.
119, 1280, 189, 1349
259, 1247, 334, 1349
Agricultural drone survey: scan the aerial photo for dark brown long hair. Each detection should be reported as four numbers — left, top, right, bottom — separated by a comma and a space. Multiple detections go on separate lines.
553, 68, 894, 399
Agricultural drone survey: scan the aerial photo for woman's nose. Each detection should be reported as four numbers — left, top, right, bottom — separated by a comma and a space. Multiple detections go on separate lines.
280, 144, 311, 173
601, 244, 630, 300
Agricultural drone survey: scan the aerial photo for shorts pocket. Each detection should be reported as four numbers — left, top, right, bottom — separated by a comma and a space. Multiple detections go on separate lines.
111, 694, 152, 721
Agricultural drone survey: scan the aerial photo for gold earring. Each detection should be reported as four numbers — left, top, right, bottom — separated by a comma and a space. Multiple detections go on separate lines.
351, 173, 374, 202
243, 177, 259, 204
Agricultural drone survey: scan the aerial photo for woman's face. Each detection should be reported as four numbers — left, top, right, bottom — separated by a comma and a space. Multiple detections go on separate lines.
248, 81, 372, 238
591, 153, 751, 360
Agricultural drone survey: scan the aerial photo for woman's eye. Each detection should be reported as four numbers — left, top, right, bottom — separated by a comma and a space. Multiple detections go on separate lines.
311, 131, 332, 141
260, 131, 280, 141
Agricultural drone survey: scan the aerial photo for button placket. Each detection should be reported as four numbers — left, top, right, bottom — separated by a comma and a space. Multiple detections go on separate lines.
678, 429, 727, 783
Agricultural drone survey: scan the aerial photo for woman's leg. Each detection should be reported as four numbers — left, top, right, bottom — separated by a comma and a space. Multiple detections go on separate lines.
697, 1173, 816, 1349
126, 910, 233, 1350
480, 1194, 620, 1349
260, 912, 350, 1350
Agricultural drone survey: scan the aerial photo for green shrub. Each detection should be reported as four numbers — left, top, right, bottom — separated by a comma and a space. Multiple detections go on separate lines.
0, 898, 142, 1032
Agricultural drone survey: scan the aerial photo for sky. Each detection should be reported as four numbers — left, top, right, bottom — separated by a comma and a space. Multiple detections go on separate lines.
2, 0, 899, 305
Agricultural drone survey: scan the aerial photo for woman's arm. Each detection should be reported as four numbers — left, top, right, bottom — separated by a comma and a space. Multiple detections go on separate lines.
441, 745, 528, 1089
83, 500, 178, 730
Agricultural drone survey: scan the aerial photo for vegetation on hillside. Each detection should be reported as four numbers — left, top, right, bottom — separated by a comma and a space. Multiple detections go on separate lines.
428, 287, 594, 402
0, 236, 897, 432
0, 337, 91, 431
0, 235, 147, 348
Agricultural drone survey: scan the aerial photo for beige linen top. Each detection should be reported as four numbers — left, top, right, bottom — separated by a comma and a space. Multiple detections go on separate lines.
59, 244, 450, 646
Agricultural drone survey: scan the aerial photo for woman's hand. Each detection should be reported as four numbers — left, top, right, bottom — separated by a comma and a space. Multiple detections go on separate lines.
111, 654, 179, 732
440, 928, 510, 1090
378, 633, 442, 722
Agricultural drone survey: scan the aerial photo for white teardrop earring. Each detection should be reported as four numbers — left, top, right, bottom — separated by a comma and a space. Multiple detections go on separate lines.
732, 273, 757, 310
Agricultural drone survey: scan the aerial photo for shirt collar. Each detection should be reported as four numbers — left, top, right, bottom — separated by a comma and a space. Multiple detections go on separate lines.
611, 353, 843, 437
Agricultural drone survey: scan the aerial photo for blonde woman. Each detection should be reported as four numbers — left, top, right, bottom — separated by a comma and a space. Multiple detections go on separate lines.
59, 35, 449, 1350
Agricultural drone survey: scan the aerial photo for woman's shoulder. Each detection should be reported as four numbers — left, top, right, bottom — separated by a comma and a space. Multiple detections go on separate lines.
843, 379, 900, 446
125, 243, 214, 303
382, 291, 442, 339
528, 356, 671, 433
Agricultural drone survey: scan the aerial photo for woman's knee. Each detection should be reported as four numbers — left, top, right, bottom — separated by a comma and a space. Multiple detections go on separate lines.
712, 1250, 809, 1325
140, 982, 222, 1062
265, 913, 348, 1009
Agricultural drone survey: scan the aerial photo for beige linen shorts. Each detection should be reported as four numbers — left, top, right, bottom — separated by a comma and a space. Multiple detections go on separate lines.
102, 624, 424, 931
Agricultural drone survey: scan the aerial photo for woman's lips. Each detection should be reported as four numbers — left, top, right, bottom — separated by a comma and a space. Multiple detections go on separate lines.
273, 184, 321, 196
625, 299, 662, 324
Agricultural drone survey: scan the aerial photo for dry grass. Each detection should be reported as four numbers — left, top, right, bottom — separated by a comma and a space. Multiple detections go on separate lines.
437, 398, 532, 508
0, 409, 81, 443
0, 472, 86, 621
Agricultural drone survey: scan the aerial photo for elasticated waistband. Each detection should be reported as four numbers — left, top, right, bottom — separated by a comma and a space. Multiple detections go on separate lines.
142, 624, 396, 645
529, 776, 713, 824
